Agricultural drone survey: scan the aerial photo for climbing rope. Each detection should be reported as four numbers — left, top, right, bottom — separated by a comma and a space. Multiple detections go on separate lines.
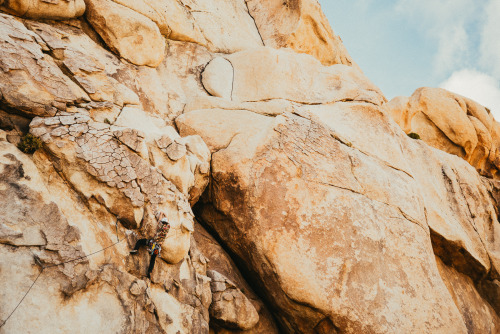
0, 216, 183, 328
0, 219, 124, 329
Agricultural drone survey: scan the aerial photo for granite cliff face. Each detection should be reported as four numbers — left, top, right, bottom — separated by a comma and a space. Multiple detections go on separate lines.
0, 1, 499, 333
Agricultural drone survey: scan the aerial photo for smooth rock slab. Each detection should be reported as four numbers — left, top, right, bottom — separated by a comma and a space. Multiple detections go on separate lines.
212, 47, 385, 105
184, 109, 467, 333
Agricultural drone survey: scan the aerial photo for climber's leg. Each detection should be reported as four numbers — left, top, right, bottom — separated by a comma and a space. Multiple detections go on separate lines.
130, 238, 148, 254
147, 253, 157, 278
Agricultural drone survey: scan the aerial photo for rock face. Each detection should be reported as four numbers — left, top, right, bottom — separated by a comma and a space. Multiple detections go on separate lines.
1, 0, 85, 20
386, 87, 500, 179
202, 48, 385, 104
180, 101, 500, 332
84, 0, 166, 67
1, 2, 499, 334
245, 0, 357, 67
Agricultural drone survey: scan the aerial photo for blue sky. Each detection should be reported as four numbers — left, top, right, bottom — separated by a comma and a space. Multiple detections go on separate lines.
319, 0, 500, 118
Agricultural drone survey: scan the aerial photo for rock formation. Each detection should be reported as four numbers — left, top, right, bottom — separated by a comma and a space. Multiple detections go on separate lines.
0, 1, 499, 333
386, 87, 500, 179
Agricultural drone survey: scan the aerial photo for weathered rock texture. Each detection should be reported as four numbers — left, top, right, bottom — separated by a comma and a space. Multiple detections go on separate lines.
245, 0, 357, 67
386, 87, 500, 179
1, 0, 85, 20
0, 1, 499, 334
180, 101, 500, 332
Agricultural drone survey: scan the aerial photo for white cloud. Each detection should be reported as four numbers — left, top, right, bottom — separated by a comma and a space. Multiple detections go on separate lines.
480, 0, 500, 77
440, 69, 500, 121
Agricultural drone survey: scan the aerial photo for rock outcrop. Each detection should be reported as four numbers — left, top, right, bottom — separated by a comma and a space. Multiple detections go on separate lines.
386, 87, 500, 179
1, 1, 499, 334
245, 0, 357, 67
1, 0, 85, 20
179, 99, 500, 332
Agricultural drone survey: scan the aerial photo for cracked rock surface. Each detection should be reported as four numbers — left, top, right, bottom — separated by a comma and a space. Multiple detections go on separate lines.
1, 1, 499, 333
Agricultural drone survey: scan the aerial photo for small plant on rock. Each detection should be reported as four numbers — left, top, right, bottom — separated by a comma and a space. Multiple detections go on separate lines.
18, 133, 42, 154
407, 132, 421, 140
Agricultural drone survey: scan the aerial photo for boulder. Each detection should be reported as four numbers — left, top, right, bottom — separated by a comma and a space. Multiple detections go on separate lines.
202, 57, 234, 100
111, 0, 206, 44
179, 108, 462, 333
84, 0, 165, 67
245, 0, 357, 67
201, 48, 385, 104
207, 270, 259, 330
179, 100, 500, 333
1, 0, 85, 20
386, 87, 500, 179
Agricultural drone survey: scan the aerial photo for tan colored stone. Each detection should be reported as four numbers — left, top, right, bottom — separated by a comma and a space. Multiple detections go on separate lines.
386, 87, 500, 179
84, 0, 165, 67
436, 257, 500, 333
207, 270, 259, 330
1, 0, 85, 20
202, 57, 234, 100
246, 0, 357, 67
215, 47, 385, 104
182, 101, 500, 332
183, 109, 466, 332
0, 14, 89, 116
111, 0, 206, 44
182, 0, 263, 53
411, 88, 478, 155
194, 222, 280, 333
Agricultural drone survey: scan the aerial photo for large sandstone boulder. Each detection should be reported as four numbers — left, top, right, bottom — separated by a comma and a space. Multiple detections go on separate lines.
201, 48, 385, 105
386, 87, 500, 179
178, 100, 500, 333
84, 0, 166, 67
246, 0, 357, 67
1, 0, 85, 20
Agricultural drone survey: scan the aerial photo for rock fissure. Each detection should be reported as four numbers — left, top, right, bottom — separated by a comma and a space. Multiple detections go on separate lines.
1, 3, 500, 333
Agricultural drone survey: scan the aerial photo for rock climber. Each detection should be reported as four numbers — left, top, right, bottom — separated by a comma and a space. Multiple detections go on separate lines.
130, 211, 170, 278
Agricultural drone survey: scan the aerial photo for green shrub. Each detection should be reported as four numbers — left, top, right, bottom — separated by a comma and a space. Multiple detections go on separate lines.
407, 132, 421, 140
18, 133, 42, 154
